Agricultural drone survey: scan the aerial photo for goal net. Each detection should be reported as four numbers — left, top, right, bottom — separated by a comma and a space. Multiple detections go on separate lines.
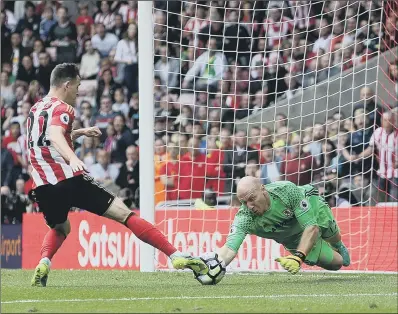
141, 0, 398, 273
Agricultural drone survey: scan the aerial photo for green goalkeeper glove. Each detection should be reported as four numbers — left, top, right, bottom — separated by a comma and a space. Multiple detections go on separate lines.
275, 251, 306, 275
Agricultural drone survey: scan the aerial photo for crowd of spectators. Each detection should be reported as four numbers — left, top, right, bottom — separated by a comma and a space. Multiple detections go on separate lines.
1, 0, 397, 223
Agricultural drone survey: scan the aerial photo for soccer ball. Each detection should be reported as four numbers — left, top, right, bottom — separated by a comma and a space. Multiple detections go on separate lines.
194, 252, 226, 285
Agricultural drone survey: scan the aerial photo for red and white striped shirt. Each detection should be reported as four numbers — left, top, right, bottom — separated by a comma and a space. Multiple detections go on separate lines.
184, 17, 208, 35
94, 13, 115, 30
184, 17, 208, 47
118, 4, 138, 24
369, 127, 398, 179
261, 17, 294, 47
288, 0, 315, 30
27, 97, 83, 189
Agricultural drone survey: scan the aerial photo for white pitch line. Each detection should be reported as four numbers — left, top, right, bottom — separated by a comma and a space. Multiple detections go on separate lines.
2, 293, 397, 305
233, 273, 362, 279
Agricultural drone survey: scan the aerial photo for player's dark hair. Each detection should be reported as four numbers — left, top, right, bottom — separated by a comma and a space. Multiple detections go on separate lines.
25, 1, 35, 10
10, 121, 21, 128
11, 31, 21, 38
57, 6, 68, 13
234, 129, 246, 136
113, 114, 126, 125
261, 143, 273, 150
50, 63, 80, 87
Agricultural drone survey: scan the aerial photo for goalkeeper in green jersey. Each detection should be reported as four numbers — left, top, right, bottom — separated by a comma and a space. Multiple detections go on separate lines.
218, 176, 351, 276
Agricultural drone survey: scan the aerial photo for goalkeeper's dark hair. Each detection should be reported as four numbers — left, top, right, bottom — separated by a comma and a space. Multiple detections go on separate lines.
50, 63, 80, 87
261, 143, 273, 150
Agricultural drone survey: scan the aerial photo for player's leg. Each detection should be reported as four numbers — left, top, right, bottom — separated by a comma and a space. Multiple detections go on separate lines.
310, 195, 351, 267
321, 228, 350, 266
40, 219, 71, 259
311, 239, 343, 271
317, 244, 344, 270
30, 182, 72, 287
73, 174, 207, 274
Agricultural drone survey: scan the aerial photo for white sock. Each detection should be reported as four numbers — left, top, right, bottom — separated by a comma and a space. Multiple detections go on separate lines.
170, 251, 183, 259
40, 257, 51, 268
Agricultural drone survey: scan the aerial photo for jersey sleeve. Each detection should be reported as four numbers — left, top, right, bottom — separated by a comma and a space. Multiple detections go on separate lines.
225, 206, 254, 253
51, 104, 74, 131
284, 182, 318, 229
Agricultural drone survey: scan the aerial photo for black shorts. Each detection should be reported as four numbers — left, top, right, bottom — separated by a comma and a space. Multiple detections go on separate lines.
33, 174, 115, 228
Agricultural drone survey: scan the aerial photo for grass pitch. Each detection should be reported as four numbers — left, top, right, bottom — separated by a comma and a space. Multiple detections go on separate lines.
1, 270, 397, 313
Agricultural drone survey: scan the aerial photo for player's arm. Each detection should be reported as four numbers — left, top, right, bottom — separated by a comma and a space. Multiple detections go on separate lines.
275, 183, 319, 274
193, 210, 250, 285
294, 198, 320, 257
218, 245, 238, 267
219, 208, 253, 266
49, 106, 87, 172
337, 140, 360, 161
339, 147, 358, 162
48, 126, 87, 172
292, 186, 320, 256
359, 130, 377, 159
296, 225, 320, 256
70, 129, 85, 141
358, 145, 373, 159
71, 126, 102, 141
345, 131, 374, 165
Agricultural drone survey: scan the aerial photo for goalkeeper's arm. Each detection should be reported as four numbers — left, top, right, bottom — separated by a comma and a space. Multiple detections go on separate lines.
296, 225, 320, 257
275, 223, 320, 275
276, 185, 320, 273
219, 225, 320, 267
294, 197, 320, 257
218, 245, 238, 267
218, 221, 248, 266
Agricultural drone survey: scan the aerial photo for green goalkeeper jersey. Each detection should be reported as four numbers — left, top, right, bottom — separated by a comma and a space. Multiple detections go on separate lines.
226, 181, 322, 252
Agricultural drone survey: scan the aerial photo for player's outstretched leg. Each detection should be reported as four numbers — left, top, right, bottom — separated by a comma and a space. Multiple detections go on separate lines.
31, 220, 70, 287
324, 232, 351, 266
73, 174, 208, 275
103, 198, 208, 274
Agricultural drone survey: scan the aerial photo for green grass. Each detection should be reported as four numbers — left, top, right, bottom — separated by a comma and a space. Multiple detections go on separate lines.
1, 270, 397, 313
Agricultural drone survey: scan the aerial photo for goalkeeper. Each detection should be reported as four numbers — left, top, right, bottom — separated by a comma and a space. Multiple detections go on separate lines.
218, 176, 351, 276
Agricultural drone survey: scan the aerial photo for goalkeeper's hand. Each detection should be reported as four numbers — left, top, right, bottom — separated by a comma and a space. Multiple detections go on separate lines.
275, 251, 305, 275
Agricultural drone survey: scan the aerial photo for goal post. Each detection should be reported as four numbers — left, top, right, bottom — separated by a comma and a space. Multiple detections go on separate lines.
139, 0, 398, 273
138, 0, 155, 272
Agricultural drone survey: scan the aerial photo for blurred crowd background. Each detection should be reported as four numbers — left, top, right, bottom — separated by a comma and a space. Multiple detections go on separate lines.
1, 0, 397, 223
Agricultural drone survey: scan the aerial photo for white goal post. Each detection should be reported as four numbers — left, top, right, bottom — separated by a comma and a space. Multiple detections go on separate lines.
138, 1, 155, 272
